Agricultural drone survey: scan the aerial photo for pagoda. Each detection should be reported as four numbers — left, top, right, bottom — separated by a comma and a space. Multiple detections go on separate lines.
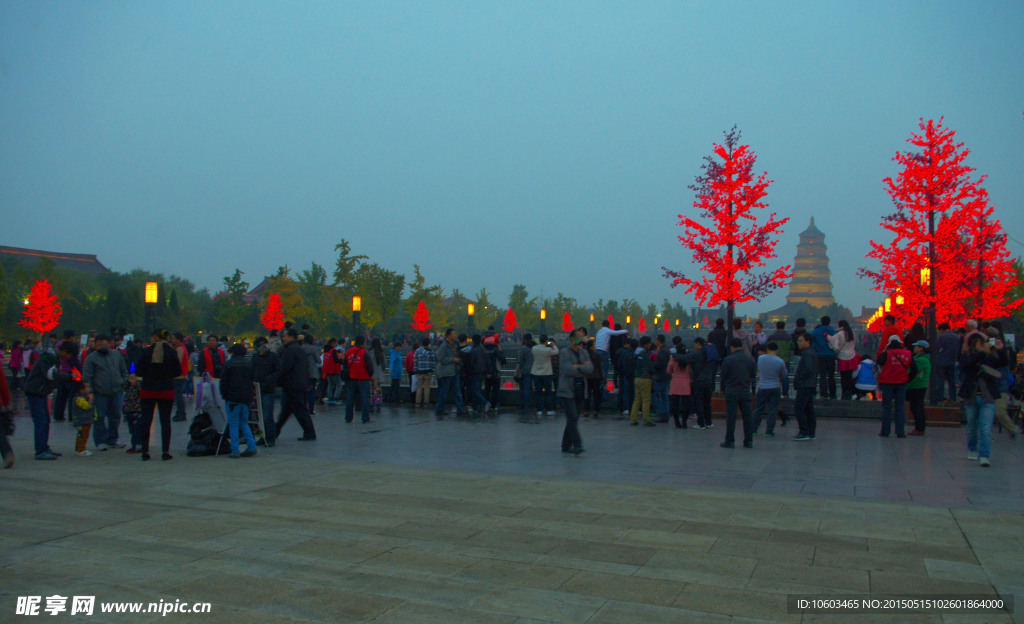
785, 217, 835, 308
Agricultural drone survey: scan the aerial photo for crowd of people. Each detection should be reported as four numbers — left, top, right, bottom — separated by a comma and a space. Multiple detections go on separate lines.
1, 314, 1020, 468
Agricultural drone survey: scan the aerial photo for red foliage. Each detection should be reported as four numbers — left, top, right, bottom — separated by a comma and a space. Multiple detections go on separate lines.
860, 119, 1022, 328
663, 319, 671, 333
663, 127, 791, 307
260, 293, 285, 331
19, 279, 62, 334
502, 308, 519, 333
607, 314, 614, 327
561, 312, 574, 334
638, 318, 648, 333
411, 301, 433, 332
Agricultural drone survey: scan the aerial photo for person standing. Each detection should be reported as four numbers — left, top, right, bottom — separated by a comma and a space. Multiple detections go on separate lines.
196, 335, 225, 378
828, 320, 857, 400
516, 334, 535, 413
345, 336, 373, 424
135, 330, 180, 461
0, 366, 14, 467
987, 326, 1020, 438
676, 338, 713, 429
877, 335, 914, 438
933, 322, 960, 404
767, 322, 792, 397
367, 338, 387, 414
252, 336, 281, 446
24, 340, 78, 460
531, 335, 558, 416
51, 330, 79, 422
719, 338, 756, 449
707, 319, 728, 392
275, 328, 317, 441
651, 335, 671, 423
811, 316, 837, 400
414, 338, 436, 407
959, 333, 1007, 467
388, 342, 404, 403
594, 320, 628, 390
791, 333, 818, 441
666, 345, 691, 429
81, 334, 128, 451
558, 334, 592, 455
876, 315, 901, 359
219, 343, 258, 458
751, 321, 768, 352
483, 339, 506, 413
616, 338, 637, 419
751, 342, 787, 438
434, 328, 467, 417
170, 333, 191, 421
584, 340, 604, 418
907, 340, 931, 436
629, 336, 656, 427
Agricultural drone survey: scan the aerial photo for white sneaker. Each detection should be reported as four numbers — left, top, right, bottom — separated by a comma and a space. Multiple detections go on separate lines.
979, 457, 991, 467
621, 410, 629, 416
968, 452, 978, 461
484, 402, 492, 412
546, 411, 556, 416
76, 450, 93, 457
537, 411, 543, 416
95, 444, 108, 451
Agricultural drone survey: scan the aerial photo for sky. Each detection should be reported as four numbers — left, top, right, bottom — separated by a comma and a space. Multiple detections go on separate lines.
2, 1, 1023, 317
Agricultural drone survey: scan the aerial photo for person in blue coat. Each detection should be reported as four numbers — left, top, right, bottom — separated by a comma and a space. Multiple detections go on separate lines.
810, 316, 837, 400
388, 343, 404, 403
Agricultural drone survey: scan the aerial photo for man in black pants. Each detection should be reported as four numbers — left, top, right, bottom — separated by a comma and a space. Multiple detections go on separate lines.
791, 333, 818, 441
675, 338, 713, 429
720, 338, 756, 449
275, 329, 317, 442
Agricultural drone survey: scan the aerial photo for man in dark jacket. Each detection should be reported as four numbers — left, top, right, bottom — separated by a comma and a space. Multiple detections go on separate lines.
275, 329, 316, 442
196, 335, 225, 378
707, 319, 728, 392
629, 337, 656, 427
219, 343, 258, 457
466, 335, 490, 413
616, 339, 637, 418
483, 341, 506, 413
652, 335, 671, 423
791, 333, 818, 441
24, 341, 78, 460
719, 338, 756, 449
252, 336, 281, 446
933, 322, 960, 404
82, 335, 129, 451
675, 338, 713, 429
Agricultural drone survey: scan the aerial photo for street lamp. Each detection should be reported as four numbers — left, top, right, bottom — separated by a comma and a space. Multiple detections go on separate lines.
540, 308, 547, 333
352, 295, 362, 336
467, 302, 476, 332
144, 282, 158, 336
589, 312, 595, 334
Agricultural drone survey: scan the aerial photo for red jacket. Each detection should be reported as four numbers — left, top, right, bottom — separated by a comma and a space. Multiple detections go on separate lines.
877, 348, 913, 385
877, 326, 901, 359
346, 347, 370, 380
322, 348, 342, 376
404, 351, 416, 374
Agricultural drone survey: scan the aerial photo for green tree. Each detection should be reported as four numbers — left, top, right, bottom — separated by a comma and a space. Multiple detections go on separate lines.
507, 284, 537, 318
474, 288, 499, 329
212, 269, 250, 334
332, 239, 368, 290
405, 265, 448, 329
353, 262, 405, 331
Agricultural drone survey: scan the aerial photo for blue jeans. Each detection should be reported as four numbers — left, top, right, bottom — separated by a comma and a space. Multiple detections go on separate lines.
91, 391, 123, 447
225, 401, 257, 453
345, 379, 371, 422
879, 383, 907, 436
933, 364, 956, 402
532, 375, 554, 411
752, 387, 782, 435
469, 374, 488, 410
27, 395, 52, 456
173, 378, 189, 419
519, 373, 533, 410
435, 375, 465, 415
652, 380, 669, 417
261, 393, 277, 443
964, 396, 995, 459
619, 377, 635, 413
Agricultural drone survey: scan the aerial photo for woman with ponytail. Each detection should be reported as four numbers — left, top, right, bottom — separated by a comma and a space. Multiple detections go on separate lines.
135, 329, 180, 461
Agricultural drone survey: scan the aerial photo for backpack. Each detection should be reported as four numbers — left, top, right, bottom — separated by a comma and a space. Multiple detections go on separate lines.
705, 343, 721, 362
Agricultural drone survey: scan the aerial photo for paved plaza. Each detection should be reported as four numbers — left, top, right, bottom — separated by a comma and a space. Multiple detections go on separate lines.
1, 401, 1023, 623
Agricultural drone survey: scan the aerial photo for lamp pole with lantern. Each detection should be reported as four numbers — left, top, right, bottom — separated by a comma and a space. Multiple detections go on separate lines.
468, 303, 476, 333
589, 313, 595, 335
352, 295, 362, 337
144, 282, 158, 337
540, 308, 547, 334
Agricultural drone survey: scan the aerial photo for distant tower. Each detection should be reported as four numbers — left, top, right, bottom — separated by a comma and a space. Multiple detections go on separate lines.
785, 217, 835, 309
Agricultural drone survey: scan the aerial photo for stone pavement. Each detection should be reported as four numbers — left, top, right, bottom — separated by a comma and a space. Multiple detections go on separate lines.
1, 401, 1022, 623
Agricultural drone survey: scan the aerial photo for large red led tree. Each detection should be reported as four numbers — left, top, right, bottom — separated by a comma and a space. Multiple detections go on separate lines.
502, 308, 519, 333
411, 301, 433, 332
561, 312, 574, 334
860, 118, 1021, 330
20, 279, 63, 334
663, 127, 790, 342
260, 293, 285, 331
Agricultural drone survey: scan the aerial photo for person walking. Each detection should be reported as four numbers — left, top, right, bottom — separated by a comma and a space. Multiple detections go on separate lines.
791, 333, 818, 441
434, 328, 467, 417
275, 328, 317, 441
719, 338, 756, 449
219, 343, 258, 458
959, 333, 1007, 467
877, 335, 914, 438
907, 340, 931, 435
345, 336, 373, 424
24, 340, 78, 460
251, 336, 281, 446
531, 335, 558, 416
629, 336, 656, 427
558, 333, 592, 455
82, 334, 128, 451
828, 320, 857, 400
751, 342, 787, 437
134, 330, 181, 461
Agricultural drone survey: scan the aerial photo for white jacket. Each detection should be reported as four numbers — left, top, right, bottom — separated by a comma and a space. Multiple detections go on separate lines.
827, 331, 857, 361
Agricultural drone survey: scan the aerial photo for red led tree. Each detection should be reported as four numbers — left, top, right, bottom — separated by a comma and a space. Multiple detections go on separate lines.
19, 279, 62, 334
663, 319, 671, 333
502, 308, 519, 333
663, 127, 790, 342
860, 118, 1022, 329
638, 318, 647, 333
260, 293, 285, 331
561, 312, 574, 333
411, 300, 433, 332
607, 314, 614, 327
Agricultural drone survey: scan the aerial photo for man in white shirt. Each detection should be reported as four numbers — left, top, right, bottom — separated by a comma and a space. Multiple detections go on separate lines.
594, 320, 628, 389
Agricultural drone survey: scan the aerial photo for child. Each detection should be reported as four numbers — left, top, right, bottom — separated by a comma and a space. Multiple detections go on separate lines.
71, 382, 96, 457
123, 370, 143, 454
854, 354, 878, 401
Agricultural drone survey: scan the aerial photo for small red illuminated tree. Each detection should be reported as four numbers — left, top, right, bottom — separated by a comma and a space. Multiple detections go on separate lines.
638, 318, 648, 333
561, 312, 574, 334
607, 314, 614, 327
663, 127, 791, 343
860, 118, 1022, 328
411, 300, 433, 332
663, 319, 671, 333
19, 279, 62, 334
260, 293, 285, 331
502, 308, 518, 333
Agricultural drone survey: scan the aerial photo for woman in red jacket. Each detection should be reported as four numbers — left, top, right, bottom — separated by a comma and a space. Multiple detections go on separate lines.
877, 335, 914, 438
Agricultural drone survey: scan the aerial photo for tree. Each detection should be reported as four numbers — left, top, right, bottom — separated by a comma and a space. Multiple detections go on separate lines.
212, 269, 250, 334
638, 317, 648, 333
411, 301, 433, 332
20, 279, 62, 334
663, 126, 791, 342
266, 267, 312, 324
332, 239, 368, 290
502, 308, 519, 333
860, 118, 1022, 329
353, 262, 405, 331
474, 288, 499, 329
508, 284, 537, 317
261, 293, 285, 331
561, 312, 574, 333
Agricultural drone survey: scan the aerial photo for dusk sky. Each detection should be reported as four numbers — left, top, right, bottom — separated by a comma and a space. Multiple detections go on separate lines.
2, 1, 1022, 316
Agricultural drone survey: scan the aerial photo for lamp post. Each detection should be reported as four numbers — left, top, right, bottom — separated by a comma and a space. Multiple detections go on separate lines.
352, 295, 362, 337
467, 302, 476, 333
144, 282, 158, 336
540, 308, 547, 334
589, 313, 595, 335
